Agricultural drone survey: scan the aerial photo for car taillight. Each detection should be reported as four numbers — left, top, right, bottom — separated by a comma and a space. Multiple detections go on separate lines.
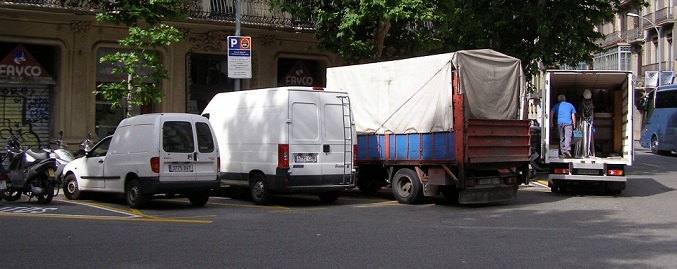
312, 87, 324, 91
278, 144, 289, 168
217, 157, 221, 173
150, 157, 160, 173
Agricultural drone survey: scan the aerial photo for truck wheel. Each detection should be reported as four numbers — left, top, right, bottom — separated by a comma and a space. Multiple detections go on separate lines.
63, 174, 82, 200
188, 191, 210, 206
250, 173, 272, 205
126, 179, 148, 209
318, 191, 340, 203
392, 168, 423, 204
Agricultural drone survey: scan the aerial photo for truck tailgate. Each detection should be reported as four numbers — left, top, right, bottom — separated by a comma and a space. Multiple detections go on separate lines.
465, 119, 531, 165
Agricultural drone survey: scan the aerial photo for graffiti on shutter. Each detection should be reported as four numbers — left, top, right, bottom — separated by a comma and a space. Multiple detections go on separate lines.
0, 85, 51, 150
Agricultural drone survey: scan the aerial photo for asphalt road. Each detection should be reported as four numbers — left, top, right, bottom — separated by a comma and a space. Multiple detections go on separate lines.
1, 145, 676, 268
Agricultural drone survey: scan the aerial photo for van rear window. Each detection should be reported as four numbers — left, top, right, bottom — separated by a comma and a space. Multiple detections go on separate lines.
195, 122, 215, 152
162, 121, 195, 153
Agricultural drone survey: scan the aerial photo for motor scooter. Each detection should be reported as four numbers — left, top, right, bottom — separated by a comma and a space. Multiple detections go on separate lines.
43, 130, 76, 187
1, 128, 57, 204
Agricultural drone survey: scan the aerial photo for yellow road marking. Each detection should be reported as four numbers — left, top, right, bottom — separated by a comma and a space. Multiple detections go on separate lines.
0, 212, 212, 224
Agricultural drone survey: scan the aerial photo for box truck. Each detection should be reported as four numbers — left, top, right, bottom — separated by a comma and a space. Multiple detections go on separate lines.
539, 70, 634, 194
202, 87, 356, 204
326, 49, 531, 204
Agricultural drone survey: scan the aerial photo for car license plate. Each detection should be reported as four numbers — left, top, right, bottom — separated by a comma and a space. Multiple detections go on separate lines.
294, 153, 317, 163
169, 164, 194, 172
0, 180, 6, 190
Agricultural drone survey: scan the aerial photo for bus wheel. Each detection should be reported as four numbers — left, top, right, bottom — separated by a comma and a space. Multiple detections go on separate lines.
651, 135, 670, 155
392, 168, 423, 204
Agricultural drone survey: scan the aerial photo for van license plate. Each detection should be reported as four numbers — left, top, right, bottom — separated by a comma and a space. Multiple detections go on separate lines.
0, 180, 6, 190
169, 164, 194, 172
294, 153, 317, 163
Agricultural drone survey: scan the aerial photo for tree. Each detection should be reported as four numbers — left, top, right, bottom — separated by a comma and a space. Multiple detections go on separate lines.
272, 0, 647, 78
91, 0, 188, 117
271, 0, 444, 63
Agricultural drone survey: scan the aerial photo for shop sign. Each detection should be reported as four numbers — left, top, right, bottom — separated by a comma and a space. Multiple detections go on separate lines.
280, 60, 315, 86
0, 44, 51, 79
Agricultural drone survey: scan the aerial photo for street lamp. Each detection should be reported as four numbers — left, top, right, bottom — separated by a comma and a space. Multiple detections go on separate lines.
627, 12, 661, 84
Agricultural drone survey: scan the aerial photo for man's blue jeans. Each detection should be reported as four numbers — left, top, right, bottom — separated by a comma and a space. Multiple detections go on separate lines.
558, 123, 573, 155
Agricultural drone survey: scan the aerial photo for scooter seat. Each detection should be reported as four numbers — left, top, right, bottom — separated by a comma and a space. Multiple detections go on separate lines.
26, 149, 50, 160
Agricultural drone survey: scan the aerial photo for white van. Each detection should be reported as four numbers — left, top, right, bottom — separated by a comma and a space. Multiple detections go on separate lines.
202, 87, 356, 204
62, 113, 220, 208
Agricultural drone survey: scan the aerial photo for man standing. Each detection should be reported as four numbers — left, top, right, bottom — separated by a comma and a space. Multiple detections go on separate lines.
550, 94, 577, 158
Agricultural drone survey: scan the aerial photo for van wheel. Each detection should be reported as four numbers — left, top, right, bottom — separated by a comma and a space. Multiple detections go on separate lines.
392, 168, 423, 204
188, 191, 210, 206
318, 191, 340, 203
250, 173, 272, 205
63, 174, 81, 200
126, 179, 148, 209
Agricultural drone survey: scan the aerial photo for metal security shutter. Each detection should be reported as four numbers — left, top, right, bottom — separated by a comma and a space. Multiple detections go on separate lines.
0, 84, 51, 149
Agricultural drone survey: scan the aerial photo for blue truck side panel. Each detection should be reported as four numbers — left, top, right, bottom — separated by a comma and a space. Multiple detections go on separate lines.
357, 132, 455, 161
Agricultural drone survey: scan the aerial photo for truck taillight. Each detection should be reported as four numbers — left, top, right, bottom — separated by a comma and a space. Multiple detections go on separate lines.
607, 169, 624, 176
278, 144, 289, 168
150, 157, 160, 173
553, 168, 569, 174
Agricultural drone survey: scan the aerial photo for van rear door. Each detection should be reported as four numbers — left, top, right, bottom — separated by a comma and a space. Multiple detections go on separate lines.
318, 92, 355, 185
288, 90, 323, 184
288, 90, 354, 186
160, 117, 218, 182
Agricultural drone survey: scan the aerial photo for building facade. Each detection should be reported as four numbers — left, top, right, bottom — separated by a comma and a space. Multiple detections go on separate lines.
0, 0, 339, 150
579, 0, 675, 139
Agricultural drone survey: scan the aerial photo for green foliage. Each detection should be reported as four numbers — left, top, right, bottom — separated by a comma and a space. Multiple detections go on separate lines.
92, 0, 186, 114
272, 0, 442, 63
271, 0, 647, 78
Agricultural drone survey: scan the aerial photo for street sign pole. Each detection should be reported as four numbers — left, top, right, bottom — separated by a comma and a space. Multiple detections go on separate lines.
234, 0, 241, 91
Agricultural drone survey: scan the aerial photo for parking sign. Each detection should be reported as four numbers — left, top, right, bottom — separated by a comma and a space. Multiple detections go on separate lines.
227, 36, 252, 79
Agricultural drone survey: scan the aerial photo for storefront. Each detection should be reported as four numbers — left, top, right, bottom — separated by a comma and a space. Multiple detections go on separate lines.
0, 43, 57, 149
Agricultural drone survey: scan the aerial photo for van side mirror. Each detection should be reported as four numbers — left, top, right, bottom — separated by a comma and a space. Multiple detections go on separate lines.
202, 113, 210, 119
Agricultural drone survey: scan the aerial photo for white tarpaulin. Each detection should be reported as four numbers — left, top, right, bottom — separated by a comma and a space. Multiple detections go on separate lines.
326, 49, 524, 134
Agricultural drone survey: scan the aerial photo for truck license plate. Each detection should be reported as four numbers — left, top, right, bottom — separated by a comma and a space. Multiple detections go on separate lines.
169, 164, 194, 172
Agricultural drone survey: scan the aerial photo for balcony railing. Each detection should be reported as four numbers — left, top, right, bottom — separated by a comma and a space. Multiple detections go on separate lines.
655, 7, 675, 24
599, 31, 621, 47
622, 28, 644, 42
0, 0, 314, 29
642, 13, 654, 29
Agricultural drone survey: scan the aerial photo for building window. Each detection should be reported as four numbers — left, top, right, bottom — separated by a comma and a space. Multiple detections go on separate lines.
95, 48, 154, 139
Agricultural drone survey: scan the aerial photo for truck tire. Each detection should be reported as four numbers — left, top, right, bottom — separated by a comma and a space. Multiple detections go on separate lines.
392, 168, 423, 204
250, 173, 273, 205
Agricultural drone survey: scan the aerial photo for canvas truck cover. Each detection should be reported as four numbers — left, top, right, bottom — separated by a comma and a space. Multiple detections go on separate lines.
326, 49, 525, 134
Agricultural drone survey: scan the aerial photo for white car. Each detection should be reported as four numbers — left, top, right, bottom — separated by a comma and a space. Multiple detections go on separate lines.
61, 113, 220, 208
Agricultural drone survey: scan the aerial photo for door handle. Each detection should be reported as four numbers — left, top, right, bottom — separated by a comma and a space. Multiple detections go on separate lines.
323, 144, 330, 153
98, 160, 104, 163
194, 152, 198, 161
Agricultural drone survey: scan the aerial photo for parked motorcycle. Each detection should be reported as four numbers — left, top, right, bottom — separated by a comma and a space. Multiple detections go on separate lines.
1, 128, 58, 204
43, 130, 76, 186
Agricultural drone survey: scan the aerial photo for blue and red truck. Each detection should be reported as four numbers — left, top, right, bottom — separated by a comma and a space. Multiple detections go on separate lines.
326, 49, 531, 204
